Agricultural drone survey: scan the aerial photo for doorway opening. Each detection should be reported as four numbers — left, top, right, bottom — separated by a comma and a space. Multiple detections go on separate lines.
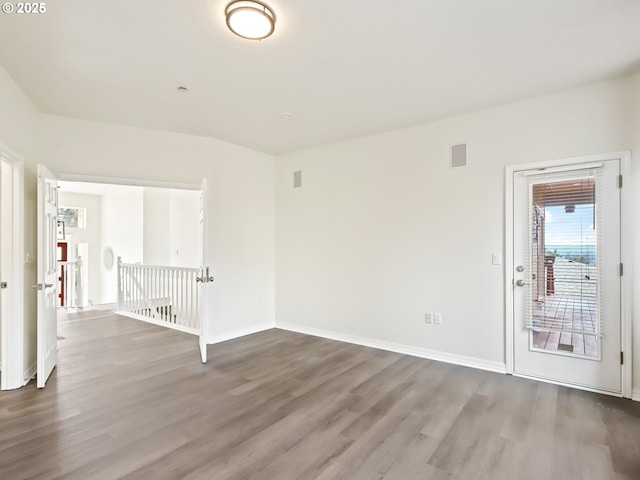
36, 169, 211, 388
56, 181, 202, 310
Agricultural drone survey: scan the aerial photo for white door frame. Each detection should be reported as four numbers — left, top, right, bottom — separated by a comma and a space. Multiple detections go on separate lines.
55, 173, 202, 191
0, 143, 25, 391
505, 151, 632, 398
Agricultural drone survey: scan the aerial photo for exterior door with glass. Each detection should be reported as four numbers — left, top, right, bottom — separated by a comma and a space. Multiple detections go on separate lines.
512, 159, 621, 394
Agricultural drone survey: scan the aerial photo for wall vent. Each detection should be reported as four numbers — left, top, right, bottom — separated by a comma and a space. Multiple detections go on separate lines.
451, 144, 467, 168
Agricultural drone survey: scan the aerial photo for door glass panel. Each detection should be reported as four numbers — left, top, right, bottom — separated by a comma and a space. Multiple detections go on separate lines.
528, 174, 599, 358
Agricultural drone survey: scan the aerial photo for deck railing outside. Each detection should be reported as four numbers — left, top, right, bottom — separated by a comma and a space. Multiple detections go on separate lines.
117, 258, 200, 335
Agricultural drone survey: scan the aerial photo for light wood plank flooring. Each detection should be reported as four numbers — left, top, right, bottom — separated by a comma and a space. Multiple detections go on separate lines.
1, 312, 639, 479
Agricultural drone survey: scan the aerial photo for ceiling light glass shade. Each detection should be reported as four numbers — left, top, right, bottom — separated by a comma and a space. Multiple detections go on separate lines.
225, 1, 275, 40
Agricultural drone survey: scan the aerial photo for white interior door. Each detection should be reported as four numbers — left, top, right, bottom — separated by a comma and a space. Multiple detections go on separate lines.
198, 178, 209, 363
0, 147, 24, 391
512, 159, 621, 393
0, 156, 12, 390
36, 164, 58, 388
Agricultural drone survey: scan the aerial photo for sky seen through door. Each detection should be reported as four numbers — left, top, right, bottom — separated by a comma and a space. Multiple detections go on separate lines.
544, 204, 595, 263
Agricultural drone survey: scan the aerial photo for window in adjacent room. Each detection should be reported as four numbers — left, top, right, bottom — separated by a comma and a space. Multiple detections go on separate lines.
58, 206, 87, 229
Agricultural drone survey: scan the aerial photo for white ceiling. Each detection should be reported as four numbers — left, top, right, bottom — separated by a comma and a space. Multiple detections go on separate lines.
1, 0, 639, 155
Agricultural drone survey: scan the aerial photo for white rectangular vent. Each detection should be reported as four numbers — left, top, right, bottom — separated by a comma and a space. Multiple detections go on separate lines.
451, 144, 467, 168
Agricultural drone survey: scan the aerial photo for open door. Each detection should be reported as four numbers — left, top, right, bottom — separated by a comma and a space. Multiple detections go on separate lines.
36, 164, 58, 388
198, 178, 210, 363
0, 146, 24, 391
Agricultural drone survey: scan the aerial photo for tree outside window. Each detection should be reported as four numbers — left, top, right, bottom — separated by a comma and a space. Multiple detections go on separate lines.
58, 207, 86, 229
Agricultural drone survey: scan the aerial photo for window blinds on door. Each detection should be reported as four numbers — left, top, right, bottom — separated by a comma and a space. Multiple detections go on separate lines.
522, 166, 603, 337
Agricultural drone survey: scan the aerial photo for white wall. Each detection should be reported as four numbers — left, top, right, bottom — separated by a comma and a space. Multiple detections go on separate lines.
0, 65, 38, 380
142, 187, 171, 266
57, 191, 102, 305
276, 74, 640, 392
142, 187, 200, 268
168, 189, 201, 268
36, 115, 276, 341
101, 187, 144, 303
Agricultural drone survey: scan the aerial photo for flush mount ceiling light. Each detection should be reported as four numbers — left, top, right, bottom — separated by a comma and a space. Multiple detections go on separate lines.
225, 1, 275, 40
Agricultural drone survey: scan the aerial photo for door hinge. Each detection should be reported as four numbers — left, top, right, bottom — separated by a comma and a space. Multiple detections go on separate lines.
620, 351, 624, 365
618, 174, 623, 188
620, 263, 624, 276
0, 281, 7, 289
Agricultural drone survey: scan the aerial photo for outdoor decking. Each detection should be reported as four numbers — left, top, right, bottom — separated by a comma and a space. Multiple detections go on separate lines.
531, 296, 598, 357
531, 257, 598, 357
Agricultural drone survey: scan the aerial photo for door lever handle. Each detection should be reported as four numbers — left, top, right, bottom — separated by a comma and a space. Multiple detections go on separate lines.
515, 279, 530, 287
196, 267, 214, 283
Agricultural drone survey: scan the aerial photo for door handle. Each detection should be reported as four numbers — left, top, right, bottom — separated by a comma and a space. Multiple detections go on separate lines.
196, 267, 214, 283
515, 279, 530, 287
33, 283, 54, 290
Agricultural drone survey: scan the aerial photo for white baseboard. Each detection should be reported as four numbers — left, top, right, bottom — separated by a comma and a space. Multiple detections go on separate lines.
207, 322, 275, 345
276, 322, 507, 374
633, 388, 640, 402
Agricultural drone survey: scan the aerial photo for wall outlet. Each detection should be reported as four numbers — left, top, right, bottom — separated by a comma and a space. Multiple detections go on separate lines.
434, 312, 442, 325
424, 313, 433, 324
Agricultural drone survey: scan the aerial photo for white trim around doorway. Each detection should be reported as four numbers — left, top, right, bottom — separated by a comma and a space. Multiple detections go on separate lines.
55, 173, 201, 191
505, 151, 632, 399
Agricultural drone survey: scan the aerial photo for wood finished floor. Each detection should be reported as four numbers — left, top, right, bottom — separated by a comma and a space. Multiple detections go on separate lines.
532, 294, 598, 357
1, 312, 639, 480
